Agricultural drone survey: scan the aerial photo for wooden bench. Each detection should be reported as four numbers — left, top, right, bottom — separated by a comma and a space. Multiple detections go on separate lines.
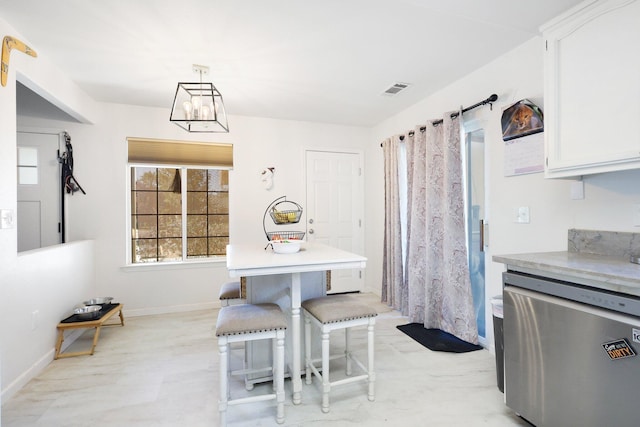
54, 303, 125, 359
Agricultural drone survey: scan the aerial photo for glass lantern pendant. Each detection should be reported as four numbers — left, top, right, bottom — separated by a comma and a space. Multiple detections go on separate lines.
170, 64, 229, 133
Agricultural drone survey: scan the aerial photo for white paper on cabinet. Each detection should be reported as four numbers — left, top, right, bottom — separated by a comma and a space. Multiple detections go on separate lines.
504, 132, 544, 177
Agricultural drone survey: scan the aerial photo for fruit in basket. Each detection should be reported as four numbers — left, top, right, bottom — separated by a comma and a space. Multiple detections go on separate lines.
271, 208, 289, 223
287, 212, 297, 222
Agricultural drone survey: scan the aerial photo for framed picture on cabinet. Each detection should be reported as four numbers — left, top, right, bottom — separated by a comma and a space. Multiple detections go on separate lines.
501, 99, 544, 141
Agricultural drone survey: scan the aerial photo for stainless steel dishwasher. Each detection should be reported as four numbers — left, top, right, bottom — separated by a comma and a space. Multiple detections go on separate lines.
503, 270, 640, 427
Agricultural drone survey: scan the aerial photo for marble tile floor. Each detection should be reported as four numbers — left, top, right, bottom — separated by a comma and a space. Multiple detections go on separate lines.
2, 293, 531, 427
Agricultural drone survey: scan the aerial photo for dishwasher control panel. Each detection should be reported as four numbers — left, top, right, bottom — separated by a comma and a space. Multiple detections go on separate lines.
503, 270, 640, 317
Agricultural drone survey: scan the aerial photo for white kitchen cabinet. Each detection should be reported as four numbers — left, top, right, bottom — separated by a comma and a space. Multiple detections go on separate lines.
542, 0, 640, 178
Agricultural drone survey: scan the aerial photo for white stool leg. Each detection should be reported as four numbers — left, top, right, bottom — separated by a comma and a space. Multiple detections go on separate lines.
243, 341, 254, 391
321, 327, 331, 413
345, 327, 352, 376
272, 334, 277, 391
305, 313, 312, 385
367, 320, 375, 401
276, 330, 285, 424
218, 337, 229, 427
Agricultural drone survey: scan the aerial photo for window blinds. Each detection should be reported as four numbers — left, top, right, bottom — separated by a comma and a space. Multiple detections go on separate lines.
127, 137, 233, 168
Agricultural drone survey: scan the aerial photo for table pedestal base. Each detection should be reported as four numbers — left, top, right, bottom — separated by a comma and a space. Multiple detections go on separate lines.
244, 272, 326, 404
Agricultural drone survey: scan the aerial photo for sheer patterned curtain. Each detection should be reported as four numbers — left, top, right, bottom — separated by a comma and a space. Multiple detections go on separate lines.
381, 135, 405, 313
405, 126, 427, 321
422, 113, 477, 344
382, 113, 478, 344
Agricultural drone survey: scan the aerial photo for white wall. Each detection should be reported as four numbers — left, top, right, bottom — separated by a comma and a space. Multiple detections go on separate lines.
365, 36, 640, 352
0, 16, 102, 404
1, 241, 96, 401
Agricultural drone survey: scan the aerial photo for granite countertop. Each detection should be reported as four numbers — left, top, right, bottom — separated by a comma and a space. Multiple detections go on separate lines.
493, 251, 640, 297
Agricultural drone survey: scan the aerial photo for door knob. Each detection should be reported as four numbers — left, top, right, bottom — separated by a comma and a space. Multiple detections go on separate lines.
308, 229, 314, 234
309, 218, 314, 224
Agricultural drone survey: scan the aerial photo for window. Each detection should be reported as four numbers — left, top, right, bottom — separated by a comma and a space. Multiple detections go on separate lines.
127, 137, 233, 264
17, 146, 39, 185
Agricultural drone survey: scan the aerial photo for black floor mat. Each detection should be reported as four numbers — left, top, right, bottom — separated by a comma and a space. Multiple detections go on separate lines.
396, 323, 482, 353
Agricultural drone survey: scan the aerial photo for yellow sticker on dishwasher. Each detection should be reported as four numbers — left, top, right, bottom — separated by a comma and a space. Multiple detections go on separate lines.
602, 339, 636, 360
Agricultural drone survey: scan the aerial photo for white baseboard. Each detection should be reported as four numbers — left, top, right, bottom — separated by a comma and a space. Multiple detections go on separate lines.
124, 301, 218, 317
1, 328, 88, 404
1, 348, 54, 404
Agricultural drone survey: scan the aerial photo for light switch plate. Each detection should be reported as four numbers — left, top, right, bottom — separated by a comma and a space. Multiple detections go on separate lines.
1, 209, 14, 229
515, 206, 530, 223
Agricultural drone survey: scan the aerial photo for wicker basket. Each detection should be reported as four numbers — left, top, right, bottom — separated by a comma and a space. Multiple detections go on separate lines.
266, 231, 306, 241
269, 209, 302, 224
263, 196, 305, 242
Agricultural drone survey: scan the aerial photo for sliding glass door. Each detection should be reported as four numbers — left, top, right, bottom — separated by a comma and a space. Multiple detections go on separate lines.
464, 127, 486, 339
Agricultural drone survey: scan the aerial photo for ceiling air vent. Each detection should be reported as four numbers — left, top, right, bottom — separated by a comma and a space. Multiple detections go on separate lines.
382, 82, 410, 96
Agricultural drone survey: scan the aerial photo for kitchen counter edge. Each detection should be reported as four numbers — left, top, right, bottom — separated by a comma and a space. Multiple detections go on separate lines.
493, 251, 640, 297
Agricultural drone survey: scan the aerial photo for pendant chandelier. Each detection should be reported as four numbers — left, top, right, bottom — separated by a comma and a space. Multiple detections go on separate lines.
170, 64, 229, 133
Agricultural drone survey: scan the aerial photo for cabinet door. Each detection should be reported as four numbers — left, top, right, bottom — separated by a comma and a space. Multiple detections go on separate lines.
543, 0, 640, 178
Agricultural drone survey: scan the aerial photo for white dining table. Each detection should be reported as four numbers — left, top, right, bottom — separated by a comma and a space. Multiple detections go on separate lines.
226, 242, 367, 404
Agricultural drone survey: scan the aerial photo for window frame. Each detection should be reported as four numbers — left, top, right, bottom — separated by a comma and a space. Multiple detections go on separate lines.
125, 163, 231, 267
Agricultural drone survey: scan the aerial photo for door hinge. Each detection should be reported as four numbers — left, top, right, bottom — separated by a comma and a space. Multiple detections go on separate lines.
359, 270, 362, 279
358, 219, 362, 227
545, 40, 548, 51
359, 167, 362, 176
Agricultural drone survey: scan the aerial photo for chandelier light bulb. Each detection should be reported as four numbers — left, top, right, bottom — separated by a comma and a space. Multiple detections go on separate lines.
182, 101, 193, 120
191, 96, 202, 119
201, 105, 211, 120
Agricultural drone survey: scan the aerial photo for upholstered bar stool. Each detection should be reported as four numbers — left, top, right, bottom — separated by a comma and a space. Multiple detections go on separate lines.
302, 295, 377, 413
215, 303, 287, 426
218, 280, 245, 306
218, 280, 246, 363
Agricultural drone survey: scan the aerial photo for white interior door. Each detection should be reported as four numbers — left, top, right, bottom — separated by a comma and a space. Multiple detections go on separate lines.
17, 131, 61, 251
305, 150, 364, 293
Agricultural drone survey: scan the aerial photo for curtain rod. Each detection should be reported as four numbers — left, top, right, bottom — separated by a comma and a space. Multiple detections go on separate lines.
380, 93, 498, 145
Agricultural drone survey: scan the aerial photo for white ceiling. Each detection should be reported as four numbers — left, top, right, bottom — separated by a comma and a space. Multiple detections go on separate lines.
1, 0, 584, 127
